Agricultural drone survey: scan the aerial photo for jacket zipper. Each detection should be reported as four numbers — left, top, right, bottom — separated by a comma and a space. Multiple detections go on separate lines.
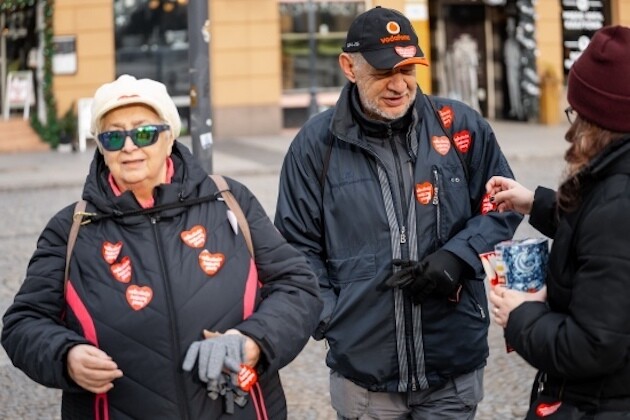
432, 167, 441, 243
151, 217, 190, 420
389, 128, 419, 392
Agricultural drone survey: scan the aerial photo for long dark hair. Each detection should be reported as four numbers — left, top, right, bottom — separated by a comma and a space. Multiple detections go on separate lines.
557, 116, 626, 212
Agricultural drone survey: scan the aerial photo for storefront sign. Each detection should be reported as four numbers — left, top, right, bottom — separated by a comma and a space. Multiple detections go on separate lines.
561, 0, 610, 74
53, 35, 77, 75
3, 71, 35, 120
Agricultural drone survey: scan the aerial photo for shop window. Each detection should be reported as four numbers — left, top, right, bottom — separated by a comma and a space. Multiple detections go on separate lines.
114, 0, 189, 97
280, 1, 365, 94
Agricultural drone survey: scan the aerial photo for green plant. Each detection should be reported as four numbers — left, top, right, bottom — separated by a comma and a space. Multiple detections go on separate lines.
57, 106, 77, 145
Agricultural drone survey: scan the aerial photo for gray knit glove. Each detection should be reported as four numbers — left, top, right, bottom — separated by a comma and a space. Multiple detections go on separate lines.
182, 334, 245, 384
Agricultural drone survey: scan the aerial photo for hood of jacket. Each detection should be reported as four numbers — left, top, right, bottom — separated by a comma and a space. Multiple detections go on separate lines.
81, 142, 210, 225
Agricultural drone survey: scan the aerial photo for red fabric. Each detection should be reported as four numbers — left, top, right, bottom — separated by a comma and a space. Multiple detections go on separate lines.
243, 258, 258, 319
66, 281, 110, 420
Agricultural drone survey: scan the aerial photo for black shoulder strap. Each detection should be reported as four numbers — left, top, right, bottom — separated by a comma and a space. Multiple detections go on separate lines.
425, 94, 471, 182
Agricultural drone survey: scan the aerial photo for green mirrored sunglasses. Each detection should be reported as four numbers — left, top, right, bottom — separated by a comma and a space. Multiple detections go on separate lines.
97, 124, 170, 151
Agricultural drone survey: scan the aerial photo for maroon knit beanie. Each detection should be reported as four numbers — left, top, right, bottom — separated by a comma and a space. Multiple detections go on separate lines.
567, 25, 630, 132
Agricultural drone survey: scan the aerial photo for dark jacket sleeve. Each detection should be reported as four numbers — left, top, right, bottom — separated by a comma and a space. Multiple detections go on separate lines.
273, 121, 335, 340
441, 114, 523, 274
225, 178, 322, 374
1, 204, 91, 390
529, 186, 559, 238
505, 198, 630, 380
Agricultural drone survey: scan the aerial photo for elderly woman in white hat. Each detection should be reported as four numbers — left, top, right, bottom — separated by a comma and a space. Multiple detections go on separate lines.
2, 75, 321, 419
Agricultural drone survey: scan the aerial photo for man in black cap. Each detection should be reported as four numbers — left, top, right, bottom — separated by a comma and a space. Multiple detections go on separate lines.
275, 6, 522, 418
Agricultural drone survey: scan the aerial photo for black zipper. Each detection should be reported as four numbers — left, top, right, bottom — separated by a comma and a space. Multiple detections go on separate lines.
151, 216, 190, 420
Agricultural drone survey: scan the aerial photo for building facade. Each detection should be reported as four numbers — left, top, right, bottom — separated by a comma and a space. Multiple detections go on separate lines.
1, 0, 629, 141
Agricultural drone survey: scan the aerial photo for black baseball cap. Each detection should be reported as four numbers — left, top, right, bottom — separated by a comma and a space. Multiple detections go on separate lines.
342, 6, 429, 70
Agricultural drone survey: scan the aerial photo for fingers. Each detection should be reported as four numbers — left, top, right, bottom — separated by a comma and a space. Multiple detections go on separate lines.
67, 344, 123, 394
182, 341, 200, 372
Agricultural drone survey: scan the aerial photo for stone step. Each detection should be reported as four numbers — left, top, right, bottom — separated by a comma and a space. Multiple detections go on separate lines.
0, 118, 50, 154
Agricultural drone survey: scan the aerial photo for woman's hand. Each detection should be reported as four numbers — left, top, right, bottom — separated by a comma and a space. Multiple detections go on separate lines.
489, 286, 547, 328
485, 176, 535, 215
67, 344, 123, 394
204, 328, 261, 368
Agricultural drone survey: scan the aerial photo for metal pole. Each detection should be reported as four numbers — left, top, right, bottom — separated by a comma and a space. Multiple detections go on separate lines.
1, 13, 6, 117
307, 0, 319, 118
187, 0, 213, 173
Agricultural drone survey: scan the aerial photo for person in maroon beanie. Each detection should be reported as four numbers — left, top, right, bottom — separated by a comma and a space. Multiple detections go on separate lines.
486, 25, 630, 419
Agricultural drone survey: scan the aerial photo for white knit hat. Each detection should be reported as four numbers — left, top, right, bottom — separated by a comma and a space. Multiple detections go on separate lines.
90, 74, 182, 139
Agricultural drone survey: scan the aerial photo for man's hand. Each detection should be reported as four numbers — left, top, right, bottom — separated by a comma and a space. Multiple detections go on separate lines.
67, 344, 123, 394
421, 250, 464, 298
385, 251, 465, 304
385, 259, 436, 304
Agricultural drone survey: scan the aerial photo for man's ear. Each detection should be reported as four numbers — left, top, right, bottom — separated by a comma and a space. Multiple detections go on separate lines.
339, 53, 358, 83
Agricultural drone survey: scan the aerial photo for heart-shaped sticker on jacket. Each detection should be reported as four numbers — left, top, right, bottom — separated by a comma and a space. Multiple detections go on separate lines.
180, 225, 207, 248
102, 241, 122, 264
198, 250, 225, 276
111, 256, 132, 283
432, 136, 451, 156
126, 285, 153, 311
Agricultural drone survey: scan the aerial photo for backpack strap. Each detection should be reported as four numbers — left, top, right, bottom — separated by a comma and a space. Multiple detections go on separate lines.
65, 200, 87, 296
209, 175, 254, 259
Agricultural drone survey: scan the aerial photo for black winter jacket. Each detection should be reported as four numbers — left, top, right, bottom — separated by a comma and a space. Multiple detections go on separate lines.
506, 138, 630, 412
275, 84, 522, 392
2, 143, 322, 419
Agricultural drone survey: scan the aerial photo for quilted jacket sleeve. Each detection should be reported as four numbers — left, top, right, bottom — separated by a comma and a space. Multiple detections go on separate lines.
226, 178, 323, 374
1, 204, 91, 390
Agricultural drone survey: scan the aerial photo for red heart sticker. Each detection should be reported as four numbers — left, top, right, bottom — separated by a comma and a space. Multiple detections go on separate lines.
199, 250, 225, 276
180, 225, 207, 248
415, 182, 434, 205
394, 45, 417, 58
111, 256, 132, 283
432, 136, 451, 156
102, 241, 122, 264
126, 285, 153, 311
535, 401, 562, 417
238, 364, 258, 392
438, 106, 454, 129
454, 130, 472, 153
480, 193, 496, 215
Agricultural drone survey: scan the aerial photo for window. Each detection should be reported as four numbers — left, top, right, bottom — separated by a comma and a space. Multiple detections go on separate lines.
114, 0, 189, 97
280, 1, 365, 93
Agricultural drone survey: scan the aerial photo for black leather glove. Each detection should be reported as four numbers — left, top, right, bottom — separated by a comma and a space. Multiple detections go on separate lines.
385, 259, 436, 304
385, 251, 465, 304
421, 250, 463, 298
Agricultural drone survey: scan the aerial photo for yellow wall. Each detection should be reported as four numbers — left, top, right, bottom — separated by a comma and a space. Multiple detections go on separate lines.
53, 0, 114, 116
210, 0, 281, 107
612, 0, 630, 24
536, 0, 563, 80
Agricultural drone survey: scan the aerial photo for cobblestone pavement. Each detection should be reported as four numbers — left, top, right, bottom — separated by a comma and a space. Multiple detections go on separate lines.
0, 121, 568, 419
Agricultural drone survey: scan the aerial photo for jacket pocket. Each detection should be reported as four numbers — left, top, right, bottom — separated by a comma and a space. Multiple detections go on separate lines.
328, 254, 376, 285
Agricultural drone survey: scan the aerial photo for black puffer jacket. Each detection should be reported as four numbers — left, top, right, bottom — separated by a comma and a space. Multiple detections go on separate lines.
2, 143, 322, 419
506, 138, 630, 411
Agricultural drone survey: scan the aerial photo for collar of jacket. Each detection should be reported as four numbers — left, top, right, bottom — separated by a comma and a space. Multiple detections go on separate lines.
329, 82, 420, 147
81, 141, 211, 224
577, 135, 630, 182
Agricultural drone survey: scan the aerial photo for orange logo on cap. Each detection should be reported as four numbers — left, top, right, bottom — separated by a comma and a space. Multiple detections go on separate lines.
386, 21, 401, 35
